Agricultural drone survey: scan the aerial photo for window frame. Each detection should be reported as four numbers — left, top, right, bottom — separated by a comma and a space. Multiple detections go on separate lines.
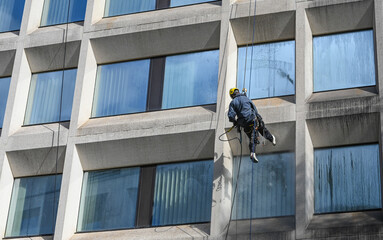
90, 49, 219, 120
236, 39, 296, 100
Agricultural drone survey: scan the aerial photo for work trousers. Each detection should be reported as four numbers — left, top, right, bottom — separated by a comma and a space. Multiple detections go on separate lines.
243, 117, 273, 154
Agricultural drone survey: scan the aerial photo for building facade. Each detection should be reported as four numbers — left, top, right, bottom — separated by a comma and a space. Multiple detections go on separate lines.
0, 0, 382, 239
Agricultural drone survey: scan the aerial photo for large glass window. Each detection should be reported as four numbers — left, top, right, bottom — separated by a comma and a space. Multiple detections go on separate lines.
5, 175, 62, 237
0, 0, 25, 33
41, 0, 87, 26
313, 30, 375, 92
237, 40, 295, 99
152, 160, 214, 226
24, 69, 76, 125
77, 168, 140, 232
104, 0, 155, 17
233, 153, 295, 219
0, 77, 11, 128
92, 60, 150, 117
314, 144, 381, 214
162, 50, 219, 109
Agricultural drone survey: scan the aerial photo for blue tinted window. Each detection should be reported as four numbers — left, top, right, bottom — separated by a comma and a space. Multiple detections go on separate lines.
314, 144, 381, 213
152, 160, 214, 226
92, 60, 150, 117
233, 153, 295, 219
170, 0, 214, 7
77, 168, 140, 231
24, 69, 76, 125
104, 0, 155, 17
313, 30, 375, 92
0, 0, 25, 32
237, 41, 295, 99
5, 175, 62, 237
0, 77, 11, 128
41, 0, 87, 26
162, 50, 219, 109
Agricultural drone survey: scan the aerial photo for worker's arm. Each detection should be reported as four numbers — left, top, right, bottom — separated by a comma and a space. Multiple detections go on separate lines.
228, 101, 237, 124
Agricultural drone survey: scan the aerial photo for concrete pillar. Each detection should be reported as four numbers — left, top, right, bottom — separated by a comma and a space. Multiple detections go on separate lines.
20, 0, 45, 35
0, 153, 15, 238
295, 2, 313, 239
84, 0, 106, 31
54, 143, 84, 240
210, 0, 238, 238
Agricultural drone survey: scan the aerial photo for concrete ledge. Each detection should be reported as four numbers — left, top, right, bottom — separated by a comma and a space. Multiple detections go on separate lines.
308, 211, 382, 229
0, 50, 16, 77
3, 236, 53, 240
0, 32, 19, 51
88, 2, 221, 34
25, 23, 84, 48
75, 105, 216, 143
76, 129, 215, 170
89, 21, 220, 64
304, 223, 383, 239
7, 122, 69, 151
6, 146, 65, 177
71, 224, 210, 240
228, 216, 295, 234
233, 0, 296, 18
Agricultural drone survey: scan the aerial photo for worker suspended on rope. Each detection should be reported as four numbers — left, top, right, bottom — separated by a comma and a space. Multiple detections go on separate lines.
228, 88, 276, 163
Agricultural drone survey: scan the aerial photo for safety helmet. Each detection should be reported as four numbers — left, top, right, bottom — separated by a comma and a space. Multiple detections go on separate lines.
229, 88, 239, 99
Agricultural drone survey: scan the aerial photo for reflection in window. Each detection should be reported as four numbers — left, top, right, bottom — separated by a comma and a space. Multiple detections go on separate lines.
237, 41, 295, 99
162, 50, 219, 109
233, 153, 295, 219
0, 0, 25, 32
41, 0, 87, 26
24, 69, 76, 125
313, 30, 375, 92
77, 168, 140, 232
92, 60, 150, 117
315, 144, 381, 213
170, 0, 214, 7
0, 77, 11, 128
5, 175, 62, 237
152, 160, 214, 226
104, 0, 155, 17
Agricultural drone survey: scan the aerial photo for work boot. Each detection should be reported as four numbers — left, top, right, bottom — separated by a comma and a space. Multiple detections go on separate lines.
271, 135, 276, 146
250, 152, 258, 163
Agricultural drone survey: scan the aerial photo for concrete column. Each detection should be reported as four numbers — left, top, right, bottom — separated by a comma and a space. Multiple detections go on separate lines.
54, 143, 84, 240
1, 47, 32, 138
295, 3, 313, 239
20, 0, 45, 35
68, 37, 98, 132
210, 0, 238, 238
83, 0, 106, 32
0, 153, 15, 238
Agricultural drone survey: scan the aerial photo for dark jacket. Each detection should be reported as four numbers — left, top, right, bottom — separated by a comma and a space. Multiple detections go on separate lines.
228, 93, 258, 127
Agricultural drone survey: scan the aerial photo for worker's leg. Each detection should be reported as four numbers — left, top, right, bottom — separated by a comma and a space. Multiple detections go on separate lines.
257, 118, 275, 144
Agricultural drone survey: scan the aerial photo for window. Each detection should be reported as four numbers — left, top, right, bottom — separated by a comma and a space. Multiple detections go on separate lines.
77, 168, 140, 232
314, 144, 381, 214
313, 30, 375, 92
92, 49, 218, 118
24, 69, 76, 125
5, 175, 62, 237
41, 0, 87, 26
104, 0, 155, 17
0, 0, 25, 33
162, 50, 219, 109
152, 160, 214, 226
0, 77, 11, 128
237, 40, 295, 99
77, 160, 213, 232
233, 152, 295, 219
104, 0, 217, 17
92, 60, 150, 118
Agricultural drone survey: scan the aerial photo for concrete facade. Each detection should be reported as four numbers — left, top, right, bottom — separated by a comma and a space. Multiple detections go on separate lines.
0, 0, 382, 239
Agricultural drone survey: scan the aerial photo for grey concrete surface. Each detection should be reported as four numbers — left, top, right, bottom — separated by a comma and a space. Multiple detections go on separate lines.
0, 0, 382, 239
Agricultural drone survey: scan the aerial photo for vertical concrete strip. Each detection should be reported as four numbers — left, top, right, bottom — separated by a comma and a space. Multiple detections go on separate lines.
0, 153, 14, 238
54, 144, 84, 240
211, 0, 238, 237
84, 0, 107, 31
374, 0, 383, 211
21, 0, 45, 35
295, 2, 314, 239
